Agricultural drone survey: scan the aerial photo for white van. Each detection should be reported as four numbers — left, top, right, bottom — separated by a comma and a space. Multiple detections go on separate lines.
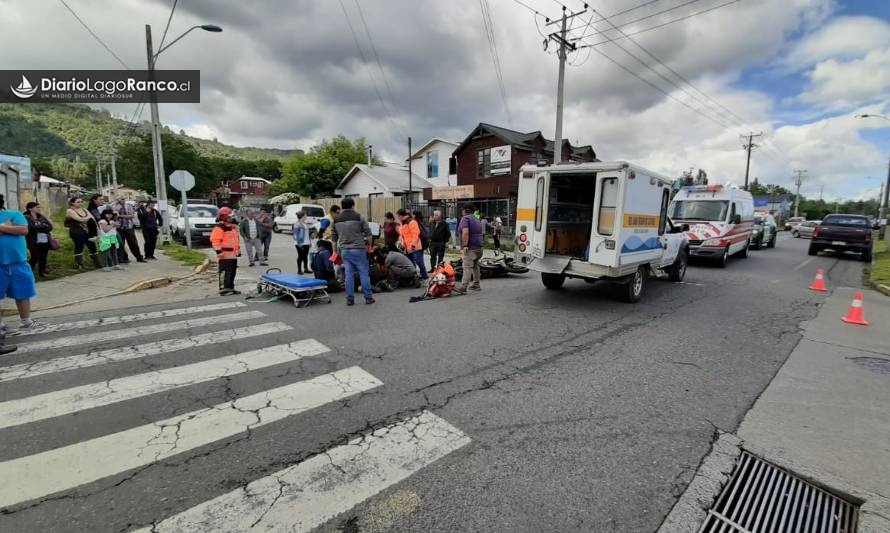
669, 184, 754, 267
515, 161, 689, 302
272, 203, 326, 233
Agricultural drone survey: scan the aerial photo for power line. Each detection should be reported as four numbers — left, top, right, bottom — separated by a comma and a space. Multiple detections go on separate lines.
338, 0, 402, 138
588, 6, 745, 129
353, 0, 402, 134
573, 0, 705, 45
576, 0, 738, 48
584, 7, 736, 129
157, 0, 180, 54
58, 0, 131, 69
480, 0, 513, 127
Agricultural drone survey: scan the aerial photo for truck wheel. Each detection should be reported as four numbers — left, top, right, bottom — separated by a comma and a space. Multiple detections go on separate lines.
767, 234, 776, 248
862, 249, 872, 262
619, 267, 646, 303
792, 230, 799, 238
273, 223, 281, 233
738, 242, 749, 259
541, 273, 565, 290
808, 244, 819, 256
668, 251, 687, 282
718, 247, 730, 268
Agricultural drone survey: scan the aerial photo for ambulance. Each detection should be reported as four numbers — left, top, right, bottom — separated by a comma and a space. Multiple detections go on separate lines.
514, 161, 689, 302
668, 184, 754, 267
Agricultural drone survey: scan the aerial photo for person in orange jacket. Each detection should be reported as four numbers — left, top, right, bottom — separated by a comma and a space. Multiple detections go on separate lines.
210, 206, 241, 295
397, 208, 428, 279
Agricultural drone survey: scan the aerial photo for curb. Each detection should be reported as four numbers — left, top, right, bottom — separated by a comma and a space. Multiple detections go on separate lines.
877, 284, 890, 298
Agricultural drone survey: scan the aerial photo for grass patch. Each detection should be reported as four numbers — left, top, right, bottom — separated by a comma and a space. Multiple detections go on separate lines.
39, 210, 93, 282
869, 237, 890, 288
161, 242, 208, 267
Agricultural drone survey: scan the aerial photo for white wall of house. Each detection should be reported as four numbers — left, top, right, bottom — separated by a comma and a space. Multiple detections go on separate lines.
410, 139, 456, 188
337, 170, 397, 198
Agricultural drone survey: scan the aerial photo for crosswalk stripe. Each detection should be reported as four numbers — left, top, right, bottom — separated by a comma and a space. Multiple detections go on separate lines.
13, 310, 266, 354
134, 411, 470, 533
0, 340, 330, 430
0, 322, 292, 383
14, 302, 247, 337
0, 366, 383, 509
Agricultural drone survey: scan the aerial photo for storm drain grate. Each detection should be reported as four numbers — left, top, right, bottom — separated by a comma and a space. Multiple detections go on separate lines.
698, 451, 858, 533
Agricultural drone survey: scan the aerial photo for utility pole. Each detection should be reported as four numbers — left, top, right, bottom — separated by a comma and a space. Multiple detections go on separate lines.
740, 132, 762, 190
110, 136, 118, 190
407, 137, 412, 210
546, 6, 585, 164
793, 169, 806, 218
146, 24, 170, 243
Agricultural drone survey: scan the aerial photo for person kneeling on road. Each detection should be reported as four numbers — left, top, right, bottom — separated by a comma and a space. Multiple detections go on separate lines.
377, 247, 421, 289
311, 239, 342, 293
211, 206, 241, 296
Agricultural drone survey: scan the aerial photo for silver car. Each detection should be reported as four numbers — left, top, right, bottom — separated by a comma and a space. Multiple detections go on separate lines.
791, 220, 820, 238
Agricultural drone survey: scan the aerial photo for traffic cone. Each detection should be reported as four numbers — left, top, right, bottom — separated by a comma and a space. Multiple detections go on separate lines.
841, 292, 869, 326
809, 269, 828, 292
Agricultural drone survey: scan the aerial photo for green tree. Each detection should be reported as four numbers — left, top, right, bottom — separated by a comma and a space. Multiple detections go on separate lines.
271, 135, 375, 197
117, 133, 207, 196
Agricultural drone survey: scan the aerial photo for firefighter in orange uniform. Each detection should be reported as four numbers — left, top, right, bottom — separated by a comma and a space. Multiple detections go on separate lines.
210, 206, 241, 295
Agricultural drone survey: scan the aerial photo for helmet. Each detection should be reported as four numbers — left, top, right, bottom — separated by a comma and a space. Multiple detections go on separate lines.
218, 206, 233, 222
433, 273, 447, 286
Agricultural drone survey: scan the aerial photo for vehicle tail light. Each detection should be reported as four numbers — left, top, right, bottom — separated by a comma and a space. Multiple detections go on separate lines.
865, 231, 871, 241
813, 227, 821, 237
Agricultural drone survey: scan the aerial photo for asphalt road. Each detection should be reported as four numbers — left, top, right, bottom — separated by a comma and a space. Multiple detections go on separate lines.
0, 233, 866, 533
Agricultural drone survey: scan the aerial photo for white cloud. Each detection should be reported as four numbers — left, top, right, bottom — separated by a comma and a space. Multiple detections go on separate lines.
799, 48, 890, 108
785, 16, 890, 68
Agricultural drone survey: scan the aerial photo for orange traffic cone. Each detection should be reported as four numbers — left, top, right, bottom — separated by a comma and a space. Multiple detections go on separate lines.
809, 269, 828, 292
841, 292, 869, 326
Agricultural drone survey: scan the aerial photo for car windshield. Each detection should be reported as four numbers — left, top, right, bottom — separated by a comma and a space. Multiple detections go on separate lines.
822, 215, 868, 226
669, 200, 729, 221
302, 207, 325, 217
187, 206, 219, 218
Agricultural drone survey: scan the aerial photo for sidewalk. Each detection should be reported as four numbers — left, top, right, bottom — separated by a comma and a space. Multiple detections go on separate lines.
737, 286, 890, 531
24, 248, 200, 317
662, 287, 890, 532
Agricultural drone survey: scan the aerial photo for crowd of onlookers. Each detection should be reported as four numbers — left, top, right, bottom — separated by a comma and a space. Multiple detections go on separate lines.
59, 194, 164, 272
295, 199, 501, 304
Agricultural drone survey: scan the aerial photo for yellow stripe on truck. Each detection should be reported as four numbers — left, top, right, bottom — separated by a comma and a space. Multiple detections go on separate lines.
623, 214, 659, 228
517, 208, 536, 222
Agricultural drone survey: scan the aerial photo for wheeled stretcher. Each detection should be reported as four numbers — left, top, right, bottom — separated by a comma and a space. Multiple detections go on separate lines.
256, 269, 332, 307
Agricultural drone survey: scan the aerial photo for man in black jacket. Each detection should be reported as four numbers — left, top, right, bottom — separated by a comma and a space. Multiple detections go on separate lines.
428, 209, 450, 270
138, 201, 163, 260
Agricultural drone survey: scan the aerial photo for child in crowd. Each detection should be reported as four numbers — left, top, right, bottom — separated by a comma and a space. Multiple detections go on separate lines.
97, 210, 122, 271
308, 227, 319, 266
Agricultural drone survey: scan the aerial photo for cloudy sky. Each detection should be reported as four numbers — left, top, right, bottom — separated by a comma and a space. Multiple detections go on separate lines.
4, 0, 889, 200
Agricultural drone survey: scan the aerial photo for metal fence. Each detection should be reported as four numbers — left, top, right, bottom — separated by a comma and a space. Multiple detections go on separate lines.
412, 198, 516, 236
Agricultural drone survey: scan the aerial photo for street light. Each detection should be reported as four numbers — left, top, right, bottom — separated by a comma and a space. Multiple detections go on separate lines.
146, 23, 222, 243
855, 114, 890, 238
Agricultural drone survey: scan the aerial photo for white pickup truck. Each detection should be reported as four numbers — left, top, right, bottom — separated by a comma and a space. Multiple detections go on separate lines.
169, 203, 219, 244
514, 161, 689, 302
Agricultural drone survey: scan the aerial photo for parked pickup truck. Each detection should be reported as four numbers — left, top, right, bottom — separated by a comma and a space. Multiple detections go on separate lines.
808, 214, 873, 261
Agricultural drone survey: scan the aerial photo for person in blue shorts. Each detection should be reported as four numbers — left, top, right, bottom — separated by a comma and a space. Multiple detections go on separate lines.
0, 193, 38, 341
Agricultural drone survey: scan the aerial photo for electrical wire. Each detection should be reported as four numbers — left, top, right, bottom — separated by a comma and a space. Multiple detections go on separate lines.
338, 0, 403, 139
353, 0, 402, 136
576, 0, 740, 48
587, 8, 736, 129
57, 0, 131, 69
157, 0, 180, 54
480, 0, 513, 127
573, 0, 705, 44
